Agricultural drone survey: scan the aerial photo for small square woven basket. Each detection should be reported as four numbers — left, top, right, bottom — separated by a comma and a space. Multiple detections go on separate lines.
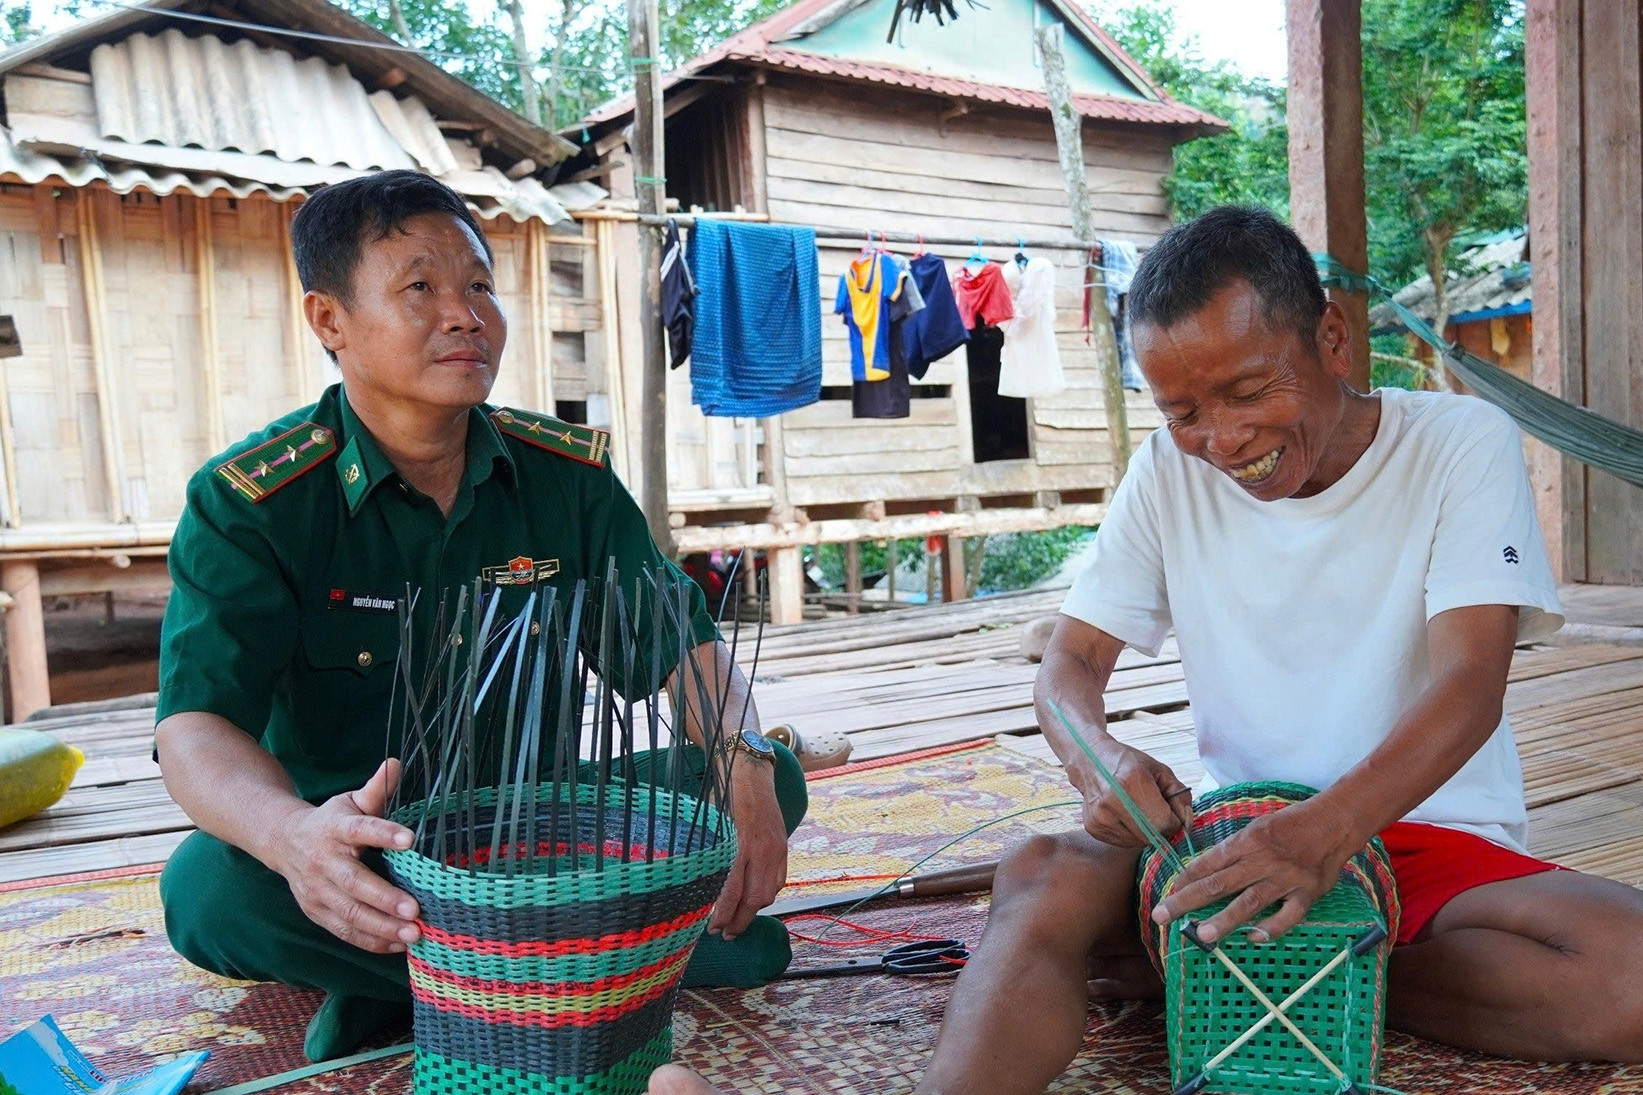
1138, 782, 1400, 1095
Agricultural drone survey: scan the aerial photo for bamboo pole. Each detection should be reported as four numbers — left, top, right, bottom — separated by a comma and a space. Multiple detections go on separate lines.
627, 0, 671, 549
74, 189, 127, 523
1037, 23, 1131, 484
595, 218, 631, 483
277, 202, 314, 401
0, 326, 23, 528
527, 219, 554, 413
194, 196, 226, 453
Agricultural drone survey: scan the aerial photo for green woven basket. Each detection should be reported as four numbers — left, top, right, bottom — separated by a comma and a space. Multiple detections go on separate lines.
384, 781, 737, 1095
1138, 783, 1399, 1095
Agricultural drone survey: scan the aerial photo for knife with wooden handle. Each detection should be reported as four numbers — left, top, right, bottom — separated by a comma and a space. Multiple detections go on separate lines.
763, 861, 1000, 918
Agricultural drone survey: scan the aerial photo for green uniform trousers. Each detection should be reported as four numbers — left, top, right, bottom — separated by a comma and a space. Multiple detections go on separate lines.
159, 743, 806, 1060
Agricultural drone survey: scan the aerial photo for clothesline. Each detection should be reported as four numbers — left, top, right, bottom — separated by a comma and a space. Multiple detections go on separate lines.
632, 213, 1128, 253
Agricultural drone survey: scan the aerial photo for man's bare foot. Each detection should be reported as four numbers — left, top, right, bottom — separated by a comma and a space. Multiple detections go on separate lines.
648, 1064, 721, 1094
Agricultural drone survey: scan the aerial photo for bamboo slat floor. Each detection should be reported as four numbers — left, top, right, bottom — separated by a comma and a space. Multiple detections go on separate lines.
3, 585, 1643, 886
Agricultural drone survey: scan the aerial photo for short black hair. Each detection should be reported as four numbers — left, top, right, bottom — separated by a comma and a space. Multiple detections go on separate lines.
290, 169, 493, 305
1128, 206, 1327, 346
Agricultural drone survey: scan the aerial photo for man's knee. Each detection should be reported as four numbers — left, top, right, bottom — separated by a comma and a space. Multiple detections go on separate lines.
990, 833, 1135, 939
160, 830, 289, 978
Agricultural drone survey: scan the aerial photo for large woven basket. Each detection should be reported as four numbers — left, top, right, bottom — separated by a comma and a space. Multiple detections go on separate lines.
385, 782, 737, 1095
1136, 782, 1400, 1095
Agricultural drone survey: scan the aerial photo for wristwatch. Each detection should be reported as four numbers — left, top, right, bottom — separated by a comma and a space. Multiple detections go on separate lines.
729, 728, 776, 765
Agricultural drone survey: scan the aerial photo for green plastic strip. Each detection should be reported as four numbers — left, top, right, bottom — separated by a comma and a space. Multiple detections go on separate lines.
201, 1042, 412, 1095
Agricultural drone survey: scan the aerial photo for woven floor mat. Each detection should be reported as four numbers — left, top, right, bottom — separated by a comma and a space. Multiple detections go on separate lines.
677, 896, 1643, 1095
4, 745, 1642, 1092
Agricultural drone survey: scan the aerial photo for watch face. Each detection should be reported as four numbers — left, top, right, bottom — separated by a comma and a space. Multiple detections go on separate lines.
740, 729, 775, 756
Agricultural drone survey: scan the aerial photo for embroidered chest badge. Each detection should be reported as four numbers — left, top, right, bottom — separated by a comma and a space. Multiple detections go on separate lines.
482, 556, 561, 587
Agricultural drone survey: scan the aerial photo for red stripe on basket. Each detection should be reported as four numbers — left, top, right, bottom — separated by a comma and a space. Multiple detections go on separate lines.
415, 903, 715, 958
408, 944, 692, 999
410, 967, 679, 1028
443, 839, 668, 869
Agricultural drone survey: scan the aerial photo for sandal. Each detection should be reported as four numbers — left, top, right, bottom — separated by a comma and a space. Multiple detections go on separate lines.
763, 723, 852, 773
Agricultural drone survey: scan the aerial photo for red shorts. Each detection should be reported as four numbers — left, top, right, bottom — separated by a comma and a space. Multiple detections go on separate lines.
1381, 821, 1566, 945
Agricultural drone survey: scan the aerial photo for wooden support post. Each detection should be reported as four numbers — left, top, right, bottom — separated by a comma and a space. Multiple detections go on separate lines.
1526, 0, 1586, 582
844, 539, 861, 614
886, 538, 899, 605
767, 546, 804, 625
3, 559, 50, 721
1037, 23, 1131, 482
941, 535, 967, 604
74, 190, 127, 522
194, 196, 226, 453
1287, 0, 1371, 391
627, 0, 671, 551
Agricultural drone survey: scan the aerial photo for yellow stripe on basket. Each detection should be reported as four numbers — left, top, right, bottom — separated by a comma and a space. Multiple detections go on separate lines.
409, 948, 692, 1017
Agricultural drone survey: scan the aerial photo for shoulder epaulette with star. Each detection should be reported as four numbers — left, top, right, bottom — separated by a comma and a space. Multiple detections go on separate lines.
216, 422, 338, 502
491, 407, 610, 468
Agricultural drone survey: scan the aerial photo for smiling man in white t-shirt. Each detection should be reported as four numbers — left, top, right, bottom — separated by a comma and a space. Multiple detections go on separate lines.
902, 207, 1643, 1094
642, 210, 1643, 1095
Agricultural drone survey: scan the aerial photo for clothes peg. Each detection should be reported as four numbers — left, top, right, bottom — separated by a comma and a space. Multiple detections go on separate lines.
1015, 235, 1029, 269
966, 236, 986, 270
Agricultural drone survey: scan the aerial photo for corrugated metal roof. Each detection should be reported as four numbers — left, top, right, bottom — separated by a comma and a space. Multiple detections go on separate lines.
575, 0, 1224, 133
90, 30, 412, 171
0, 121, 601, 224
0, 0, 578, 168
1, 27, 604, 224
753, 46, 1223, 126
1369, 231, 1532, 330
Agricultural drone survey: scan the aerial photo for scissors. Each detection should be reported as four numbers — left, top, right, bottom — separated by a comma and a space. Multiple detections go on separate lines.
778, 938, 970, 980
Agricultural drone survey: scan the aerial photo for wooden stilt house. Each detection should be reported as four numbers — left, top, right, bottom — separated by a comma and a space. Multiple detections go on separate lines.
574, 0, 1223, 622
0, 0, 609, 719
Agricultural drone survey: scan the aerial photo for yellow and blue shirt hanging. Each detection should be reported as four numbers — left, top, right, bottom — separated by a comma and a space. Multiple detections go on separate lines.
835, 252, 906, 382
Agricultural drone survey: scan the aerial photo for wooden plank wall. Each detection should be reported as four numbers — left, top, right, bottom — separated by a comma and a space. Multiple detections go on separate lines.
0, 185, 595, 533
759, 75, 1170, 508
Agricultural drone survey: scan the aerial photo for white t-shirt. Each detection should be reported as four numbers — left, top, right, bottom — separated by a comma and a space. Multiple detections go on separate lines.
1061, 388, 1563, 851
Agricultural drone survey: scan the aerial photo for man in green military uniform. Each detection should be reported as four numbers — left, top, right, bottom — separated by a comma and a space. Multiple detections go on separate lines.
155, 170, 806, 1063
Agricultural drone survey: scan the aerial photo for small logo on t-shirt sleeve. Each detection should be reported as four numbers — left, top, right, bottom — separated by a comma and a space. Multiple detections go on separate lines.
1503, 546, 1520, 564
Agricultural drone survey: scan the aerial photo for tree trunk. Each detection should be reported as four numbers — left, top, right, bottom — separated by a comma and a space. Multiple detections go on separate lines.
504, 0, 543, 126
1036, 23, 1131, 483
544, 0, 580, 130
1423, 228, 1456, 391
386, 0, 411, 42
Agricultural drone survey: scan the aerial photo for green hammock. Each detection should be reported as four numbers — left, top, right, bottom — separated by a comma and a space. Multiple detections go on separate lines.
1316, 255, 1643, 490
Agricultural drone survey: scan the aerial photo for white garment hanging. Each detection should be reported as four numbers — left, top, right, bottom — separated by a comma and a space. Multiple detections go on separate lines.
999, 256, 1066, 398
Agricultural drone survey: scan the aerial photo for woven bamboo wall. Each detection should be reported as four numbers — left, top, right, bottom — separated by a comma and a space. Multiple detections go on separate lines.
0, 182, 595, 539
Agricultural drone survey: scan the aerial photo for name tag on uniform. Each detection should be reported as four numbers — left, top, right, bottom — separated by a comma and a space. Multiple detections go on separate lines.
327, 589, 401, 614
482, 556, 561, 587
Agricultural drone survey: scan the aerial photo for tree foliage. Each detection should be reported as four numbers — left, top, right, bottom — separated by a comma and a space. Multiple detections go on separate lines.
1092, 4, 1290, 221
1361, 0, 1526, 324
1, 1, 39, 46
1094, 0, 1526, 298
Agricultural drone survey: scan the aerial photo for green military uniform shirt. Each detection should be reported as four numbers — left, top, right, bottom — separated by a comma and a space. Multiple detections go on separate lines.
158, 384, 720, 803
